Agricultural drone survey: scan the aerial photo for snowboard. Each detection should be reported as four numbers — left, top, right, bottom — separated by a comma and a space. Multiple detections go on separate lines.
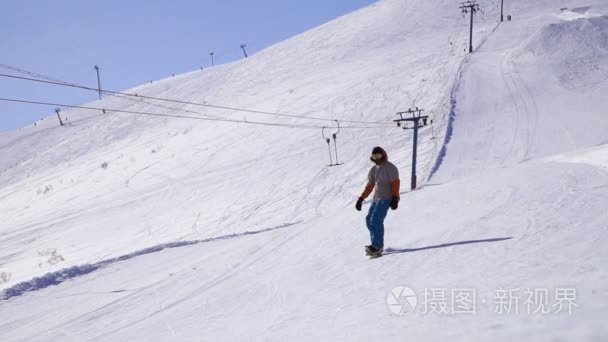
365, 246, 383, 259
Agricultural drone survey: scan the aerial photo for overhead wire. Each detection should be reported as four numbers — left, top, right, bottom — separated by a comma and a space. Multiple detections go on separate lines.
0, 11, 476, 172
0, 97, 390, 130
0, 67, 394, 126
0, 68, 240, 122
0, 64, 80, 87
7, 64, 233, 121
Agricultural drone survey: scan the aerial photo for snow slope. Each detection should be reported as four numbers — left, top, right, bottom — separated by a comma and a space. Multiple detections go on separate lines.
1, 0, 608, 341
0, 0, 479, 292
432, 7, 608, 182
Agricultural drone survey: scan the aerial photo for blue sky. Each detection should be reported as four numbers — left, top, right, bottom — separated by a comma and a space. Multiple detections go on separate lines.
0, 0, 376, 131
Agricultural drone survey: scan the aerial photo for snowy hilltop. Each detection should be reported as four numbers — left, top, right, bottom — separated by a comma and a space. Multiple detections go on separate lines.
0, 0, 607, 341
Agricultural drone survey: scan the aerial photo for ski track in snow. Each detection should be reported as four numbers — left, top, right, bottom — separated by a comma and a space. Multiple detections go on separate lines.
1, 0, 608, 341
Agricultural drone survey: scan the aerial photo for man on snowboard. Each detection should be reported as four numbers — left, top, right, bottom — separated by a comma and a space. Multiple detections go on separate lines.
356, 146, 400, 257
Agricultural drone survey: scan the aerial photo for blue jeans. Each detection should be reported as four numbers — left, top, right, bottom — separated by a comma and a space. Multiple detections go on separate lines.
366, 199, 391, 249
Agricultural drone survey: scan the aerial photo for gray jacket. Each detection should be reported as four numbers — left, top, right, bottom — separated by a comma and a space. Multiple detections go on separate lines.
368, 161, 399, 201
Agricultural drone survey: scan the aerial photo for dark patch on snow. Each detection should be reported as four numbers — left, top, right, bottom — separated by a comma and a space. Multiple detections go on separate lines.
384, 237, 513, 255
571, 6, 592, 14
428, 68, 461, 179
2, 265, 98, 299
428, 23, 502, 180
0, 222, 300, 300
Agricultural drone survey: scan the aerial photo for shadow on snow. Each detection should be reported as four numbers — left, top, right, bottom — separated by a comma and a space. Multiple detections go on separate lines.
384, 237, 513, 255
1, 222, 300, 300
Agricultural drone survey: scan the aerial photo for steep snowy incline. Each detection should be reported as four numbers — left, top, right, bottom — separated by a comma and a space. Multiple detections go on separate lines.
1, 0, 607, 341
431, 3, 608, 182
0, 0, 490, 289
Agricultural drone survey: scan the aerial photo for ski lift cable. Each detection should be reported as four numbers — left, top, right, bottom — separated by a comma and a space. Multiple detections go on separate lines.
412, 12, 467, 107
0, 68, 394, 127
0, 64, 222, 120
414, 12, 468, 106
0, 97, 391, 130
0, 64, 80, 87
0, 64, 230, 121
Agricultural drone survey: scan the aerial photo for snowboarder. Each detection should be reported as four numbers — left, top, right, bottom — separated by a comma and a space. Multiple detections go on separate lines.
355, 146, 400, 258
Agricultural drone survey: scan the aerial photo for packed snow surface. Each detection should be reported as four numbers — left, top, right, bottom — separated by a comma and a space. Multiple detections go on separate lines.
1, 0, 607, 341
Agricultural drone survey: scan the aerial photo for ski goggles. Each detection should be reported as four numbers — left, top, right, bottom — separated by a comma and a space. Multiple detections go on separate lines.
371, 153, 383, 161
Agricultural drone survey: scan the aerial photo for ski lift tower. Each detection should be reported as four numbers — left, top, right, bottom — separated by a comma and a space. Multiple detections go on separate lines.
394, 108, 429, 190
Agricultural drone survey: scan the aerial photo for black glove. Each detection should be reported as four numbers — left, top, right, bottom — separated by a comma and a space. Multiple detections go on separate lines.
355, 197, 364, 211
390, 196, 400, 210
